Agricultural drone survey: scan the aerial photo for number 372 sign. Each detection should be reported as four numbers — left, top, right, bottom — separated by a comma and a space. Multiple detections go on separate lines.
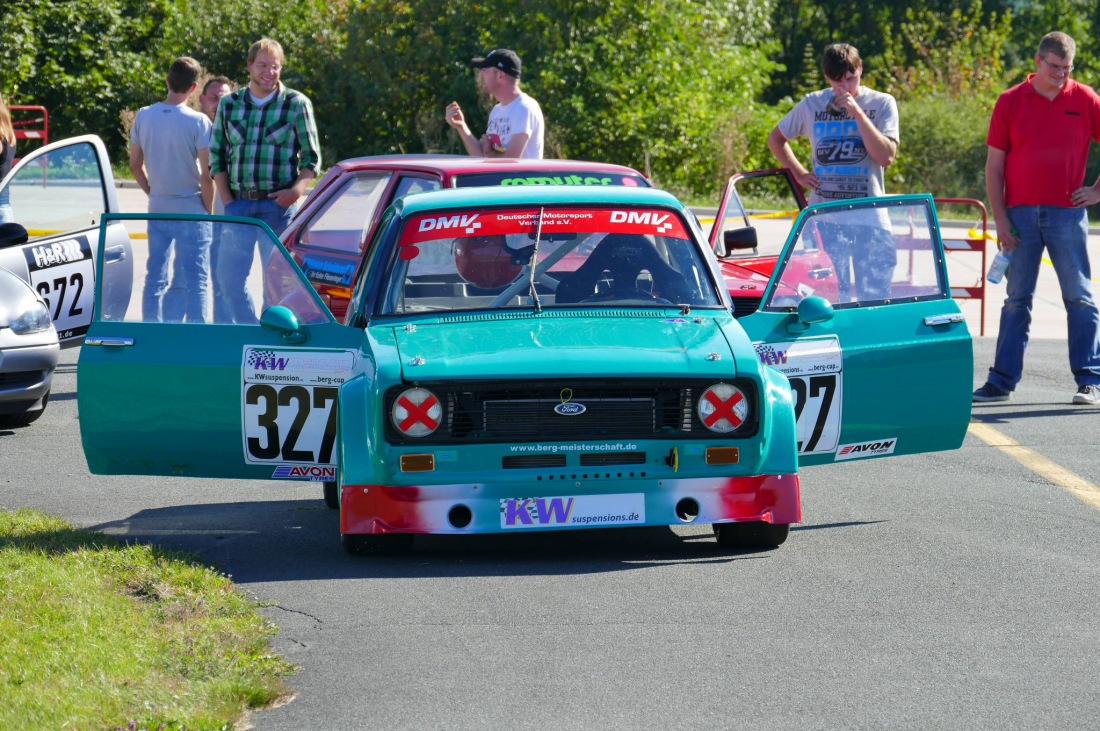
241, 347, 356, 475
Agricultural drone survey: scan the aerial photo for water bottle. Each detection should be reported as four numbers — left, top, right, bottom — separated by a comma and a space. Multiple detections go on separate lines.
987, 249, 1012, 284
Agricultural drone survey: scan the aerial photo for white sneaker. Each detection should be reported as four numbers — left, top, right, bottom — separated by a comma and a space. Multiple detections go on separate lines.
1073, 385, 1100, 405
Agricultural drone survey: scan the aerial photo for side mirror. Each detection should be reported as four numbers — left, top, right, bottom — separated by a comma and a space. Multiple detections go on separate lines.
0, 222, 29, 249
722, 226, 758, 256
787, 295, 834, 334
261, 305, 306, 344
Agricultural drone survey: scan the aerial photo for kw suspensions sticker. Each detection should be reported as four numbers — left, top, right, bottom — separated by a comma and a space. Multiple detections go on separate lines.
755, 336, 843, 455
241, 346, 356, 480
23, 236, 95, 341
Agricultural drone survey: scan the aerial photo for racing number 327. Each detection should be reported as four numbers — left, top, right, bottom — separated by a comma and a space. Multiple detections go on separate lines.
245, 384, 338, 464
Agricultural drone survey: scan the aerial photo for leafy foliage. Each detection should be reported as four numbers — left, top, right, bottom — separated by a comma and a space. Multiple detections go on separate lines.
0, 0, 163, 160
878, 1, 1011, 100
889, 93, 993, 199
1, 0, 1097, 199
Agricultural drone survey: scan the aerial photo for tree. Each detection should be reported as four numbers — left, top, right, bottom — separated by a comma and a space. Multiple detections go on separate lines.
306, 0, 778, 196
0, 0, 164, 160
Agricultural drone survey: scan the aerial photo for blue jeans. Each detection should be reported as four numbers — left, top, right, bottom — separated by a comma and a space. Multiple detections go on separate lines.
0, 187, 12, 224
989, 205, 1100, 390
816, 222, 897, 303
143, 196, 212, 322
216, 197, 295, 324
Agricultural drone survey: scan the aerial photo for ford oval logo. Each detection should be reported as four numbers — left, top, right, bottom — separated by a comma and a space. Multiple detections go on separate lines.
554, 402, 587, 416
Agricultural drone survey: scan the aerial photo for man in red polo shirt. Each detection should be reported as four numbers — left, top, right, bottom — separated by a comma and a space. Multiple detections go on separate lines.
974, 31, 1100, 405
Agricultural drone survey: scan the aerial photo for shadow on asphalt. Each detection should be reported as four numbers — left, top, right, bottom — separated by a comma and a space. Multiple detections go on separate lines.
971, 406, 1093, 422
89, 499, 880, 582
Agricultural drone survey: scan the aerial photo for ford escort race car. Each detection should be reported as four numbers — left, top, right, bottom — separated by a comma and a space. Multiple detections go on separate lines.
77, 185, 972, 555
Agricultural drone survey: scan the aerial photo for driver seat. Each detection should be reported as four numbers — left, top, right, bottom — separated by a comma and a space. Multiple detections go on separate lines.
555, 233, 688, 304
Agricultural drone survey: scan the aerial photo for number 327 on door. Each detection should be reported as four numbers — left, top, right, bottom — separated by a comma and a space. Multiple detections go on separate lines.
240, 347, 357, 468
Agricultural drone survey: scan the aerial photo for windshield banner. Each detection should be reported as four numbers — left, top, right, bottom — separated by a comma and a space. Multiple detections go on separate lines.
400, 207, 689, 247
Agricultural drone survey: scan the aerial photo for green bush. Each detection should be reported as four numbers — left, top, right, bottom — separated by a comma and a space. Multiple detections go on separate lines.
891, 93, 995, 200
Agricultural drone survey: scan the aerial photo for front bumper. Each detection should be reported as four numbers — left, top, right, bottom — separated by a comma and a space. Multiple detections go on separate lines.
0, 337, 59, 414
340, 473, 801, 535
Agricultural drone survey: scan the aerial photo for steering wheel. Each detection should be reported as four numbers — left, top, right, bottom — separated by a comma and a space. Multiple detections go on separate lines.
579, 287, 673, 305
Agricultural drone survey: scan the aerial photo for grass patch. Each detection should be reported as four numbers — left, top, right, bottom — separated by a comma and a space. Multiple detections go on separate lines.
0, 509, 294, 731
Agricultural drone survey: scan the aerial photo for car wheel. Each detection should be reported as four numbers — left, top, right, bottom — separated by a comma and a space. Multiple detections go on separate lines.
0, 391, 49, 427
713, 521, 790, 550
341, 532, 415, 556
323, 481, 338, 509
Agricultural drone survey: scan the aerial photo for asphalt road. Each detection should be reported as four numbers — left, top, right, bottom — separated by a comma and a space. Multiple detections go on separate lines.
2, 334, 1099, 730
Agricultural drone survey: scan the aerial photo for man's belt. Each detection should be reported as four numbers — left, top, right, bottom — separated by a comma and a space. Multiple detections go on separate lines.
234, 186, 289, 201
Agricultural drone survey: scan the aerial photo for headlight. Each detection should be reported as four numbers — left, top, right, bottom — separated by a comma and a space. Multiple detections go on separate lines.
697, 383, 749, 433
391, 387, 442, 437
9, 301, 53, 335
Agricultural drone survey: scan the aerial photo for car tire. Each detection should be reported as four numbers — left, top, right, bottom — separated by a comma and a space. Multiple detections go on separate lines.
0, 391, 49, 427
323, 481, 338, 509
341, 532, 415, 556
713, 521, 790, 550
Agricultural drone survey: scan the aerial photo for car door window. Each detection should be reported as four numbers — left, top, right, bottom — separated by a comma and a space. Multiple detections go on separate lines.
293, 173, 393, 256
765, 199, 946, 309
715, 174, 803, 259
98, 215, 331, 325
393, 174, 441, 199
5, 141, 106, 239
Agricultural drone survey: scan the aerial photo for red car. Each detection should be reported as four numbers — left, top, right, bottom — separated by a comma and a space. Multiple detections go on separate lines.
281, 155, 649, 319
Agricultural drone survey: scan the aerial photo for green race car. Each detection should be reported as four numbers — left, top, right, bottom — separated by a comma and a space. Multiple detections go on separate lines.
78, 185, 972, 555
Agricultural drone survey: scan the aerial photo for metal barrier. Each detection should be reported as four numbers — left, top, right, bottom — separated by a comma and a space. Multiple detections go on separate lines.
936, 197, 989, 336
10, 105, 49, 161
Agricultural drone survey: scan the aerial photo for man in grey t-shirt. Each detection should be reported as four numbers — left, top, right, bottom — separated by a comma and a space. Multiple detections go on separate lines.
130, 56, 214, 322
768, 44, 900, 302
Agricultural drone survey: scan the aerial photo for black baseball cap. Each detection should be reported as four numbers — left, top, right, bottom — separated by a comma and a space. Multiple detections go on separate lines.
471, 49, 521, 78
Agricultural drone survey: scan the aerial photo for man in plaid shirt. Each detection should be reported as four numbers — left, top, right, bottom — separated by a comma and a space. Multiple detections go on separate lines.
209, 37, 320, 323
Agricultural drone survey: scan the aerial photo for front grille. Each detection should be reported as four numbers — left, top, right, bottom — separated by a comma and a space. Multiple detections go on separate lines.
580, 451, 647, 466
385, 378, 758, 445
502, 455, 567, 469
0, 370, 45, 389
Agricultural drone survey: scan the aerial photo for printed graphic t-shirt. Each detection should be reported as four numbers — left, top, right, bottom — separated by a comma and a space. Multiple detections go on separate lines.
777, 87, 900, 205
485, 92, 545, 159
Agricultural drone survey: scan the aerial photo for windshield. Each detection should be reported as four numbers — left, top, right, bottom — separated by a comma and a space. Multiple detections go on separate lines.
376, 206, 721, 315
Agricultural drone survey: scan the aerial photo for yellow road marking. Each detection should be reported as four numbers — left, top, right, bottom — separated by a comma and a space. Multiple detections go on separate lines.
968, 421, 1100, 510
28, 229, 148, 239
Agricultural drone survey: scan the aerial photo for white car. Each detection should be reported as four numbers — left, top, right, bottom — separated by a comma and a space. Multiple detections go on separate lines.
0, 222, 59, 425
0, 135, 131, 345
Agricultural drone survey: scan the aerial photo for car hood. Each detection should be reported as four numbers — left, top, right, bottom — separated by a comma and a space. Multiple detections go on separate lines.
389, 311, 741, 381
719, 258, 772, 299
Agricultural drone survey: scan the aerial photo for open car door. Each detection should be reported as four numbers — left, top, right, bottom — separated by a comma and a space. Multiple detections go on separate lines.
737, 194, 972, 466
78, 213, 363, 481
0, 134, 130, 344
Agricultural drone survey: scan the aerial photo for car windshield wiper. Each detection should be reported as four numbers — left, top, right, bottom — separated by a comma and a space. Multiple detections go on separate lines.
528, 207, 543, 312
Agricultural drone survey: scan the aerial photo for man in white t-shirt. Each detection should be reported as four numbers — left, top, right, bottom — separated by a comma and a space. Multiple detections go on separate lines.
767, 43, 900, 302
130, 56, 214, 322
446, 48, 544, 159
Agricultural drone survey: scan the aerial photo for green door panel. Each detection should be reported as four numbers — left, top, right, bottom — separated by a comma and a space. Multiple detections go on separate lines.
738, 195, 973, 466
78, 212, 365, 480
79, 321, 363, 478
